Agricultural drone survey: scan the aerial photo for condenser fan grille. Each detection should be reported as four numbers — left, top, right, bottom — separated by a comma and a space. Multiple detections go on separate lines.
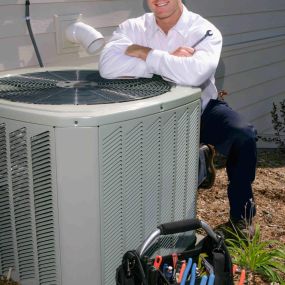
0, 70, 172, 105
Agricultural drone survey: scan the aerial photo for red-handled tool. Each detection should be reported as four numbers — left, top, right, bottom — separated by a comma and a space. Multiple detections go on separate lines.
153, 255, 163, 269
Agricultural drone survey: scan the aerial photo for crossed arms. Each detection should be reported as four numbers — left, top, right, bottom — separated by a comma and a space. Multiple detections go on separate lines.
99, 23, 222, 86
125, 44, 195, 61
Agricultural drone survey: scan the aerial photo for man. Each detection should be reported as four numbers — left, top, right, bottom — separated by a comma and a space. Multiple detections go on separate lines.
99, 0, 257, 234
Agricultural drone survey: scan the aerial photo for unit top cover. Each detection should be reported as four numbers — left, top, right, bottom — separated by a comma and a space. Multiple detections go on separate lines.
0, 68, 201, 127
0, 70, 172, 105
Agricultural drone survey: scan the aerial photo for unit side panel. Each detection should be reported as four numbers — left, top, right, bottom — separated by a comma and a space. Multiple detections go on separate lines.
0, 118, 60, 285
54, 127, 101, 285
99, 99, 201, 285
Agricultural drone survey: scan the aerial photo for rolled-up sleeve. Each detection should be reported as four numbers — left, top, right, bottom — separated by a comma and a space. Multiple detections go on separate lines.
99, 24, 153, 79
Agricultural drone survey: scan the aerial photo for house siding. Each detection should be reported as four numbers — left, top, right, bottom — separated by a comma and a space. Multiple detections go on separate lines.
0, 0, 284, 146
189, 0, 285, 147
0, 0, 144, 70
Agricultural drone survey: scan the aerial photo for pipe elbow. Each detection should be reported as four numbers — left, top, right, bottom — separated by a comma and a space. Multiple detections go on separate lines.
65, 21, 105, 54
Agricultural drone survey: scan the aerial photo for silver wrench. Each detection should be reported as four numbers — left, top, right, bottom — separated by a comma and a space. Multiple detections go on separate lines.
192, 30, 213, 48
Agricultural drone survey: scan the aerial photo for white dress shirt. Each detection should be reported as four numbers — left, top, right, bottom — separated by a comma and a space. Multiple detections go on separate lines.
99, 5, 223, 111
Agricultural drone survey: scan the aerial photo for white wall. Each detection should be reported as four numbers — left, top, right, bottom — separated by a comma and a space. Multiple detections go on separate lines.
0, 0, 284, 146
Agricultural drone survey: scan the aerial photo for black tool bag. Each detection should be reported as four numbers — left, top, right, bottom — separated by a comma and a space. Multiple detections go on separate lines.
116, 218, 234, 285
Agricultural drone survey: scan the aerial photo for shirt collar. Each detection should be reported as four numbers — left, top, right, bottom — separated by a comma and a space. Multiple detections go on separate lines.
172, 5, 192, 36
148, 13, 161, 37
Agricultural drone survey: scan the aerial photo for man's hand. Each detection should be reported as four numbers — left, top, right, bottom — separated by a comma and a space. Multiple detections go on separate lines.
125, 44, 152, 61
171, 46, 195, 57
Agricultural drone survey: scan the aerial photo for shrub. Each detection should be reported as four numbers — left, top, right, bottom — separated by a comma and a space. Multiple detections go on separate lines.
226, 224, 285, 283
259, 99, 285, 151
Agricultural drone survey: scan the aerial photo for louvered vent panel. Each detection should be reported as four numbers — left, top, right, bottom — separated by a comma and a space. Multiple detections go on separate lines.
124, 123, 144, 250
9, 128, 35, 279
185, 105, 200, 217
101, 101, 200, 285
152, 114, 179, 254
31, 131, 57, 285
102, 127, 124, 285
160, 114, 176, 224
174, 110, 190, 221
143, 118, 161, 237
0, 123, 15, 274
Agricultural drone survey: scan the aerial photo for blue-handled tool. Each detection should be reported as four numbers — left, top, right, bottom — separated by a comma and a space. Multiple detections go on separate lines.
180, 258, 193, 285
199, 275, 208, 285
163, 263, 168, 276
165, 266, 173, 282
207, 273, 215, 285
192, 30, 213, 48
189, 262, 197, 285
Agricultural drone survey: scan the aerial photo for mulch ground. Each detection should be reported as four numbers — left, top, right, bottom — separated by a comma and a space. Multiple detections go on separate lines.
196, 148, 285, 284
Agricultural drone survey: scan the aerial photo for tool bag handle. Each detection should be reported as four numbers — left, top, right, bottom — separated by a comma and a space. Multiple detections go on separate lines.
138, 218, 220, 257
158, 218, 201, 234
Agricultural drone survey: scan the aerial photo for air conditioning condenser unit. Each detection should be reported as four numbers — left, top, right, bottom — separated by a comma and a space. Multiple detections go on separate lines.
0, 68, 201, 285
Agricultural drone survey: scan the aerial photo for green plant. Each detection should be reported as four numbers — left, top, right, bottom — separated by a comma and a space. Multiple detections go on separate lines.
259, 99, 285, 151
225, 224, 285, 283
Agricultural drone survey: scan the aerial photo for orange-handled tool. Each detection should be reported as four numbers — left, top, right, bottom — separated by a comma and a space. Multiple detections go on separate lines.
172, 253, 178, 269
177, 261, 186, 283
238, 269, 246, 285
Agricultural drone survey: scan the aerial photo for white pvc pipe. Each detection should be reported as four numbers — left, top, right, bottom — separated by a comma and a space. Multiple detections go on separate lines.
65, 22, 105, 54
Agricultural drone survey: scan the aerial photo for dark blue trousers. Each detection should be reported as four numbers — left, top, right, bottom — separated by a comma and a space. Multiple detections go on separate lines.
200, 99, 257, 222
